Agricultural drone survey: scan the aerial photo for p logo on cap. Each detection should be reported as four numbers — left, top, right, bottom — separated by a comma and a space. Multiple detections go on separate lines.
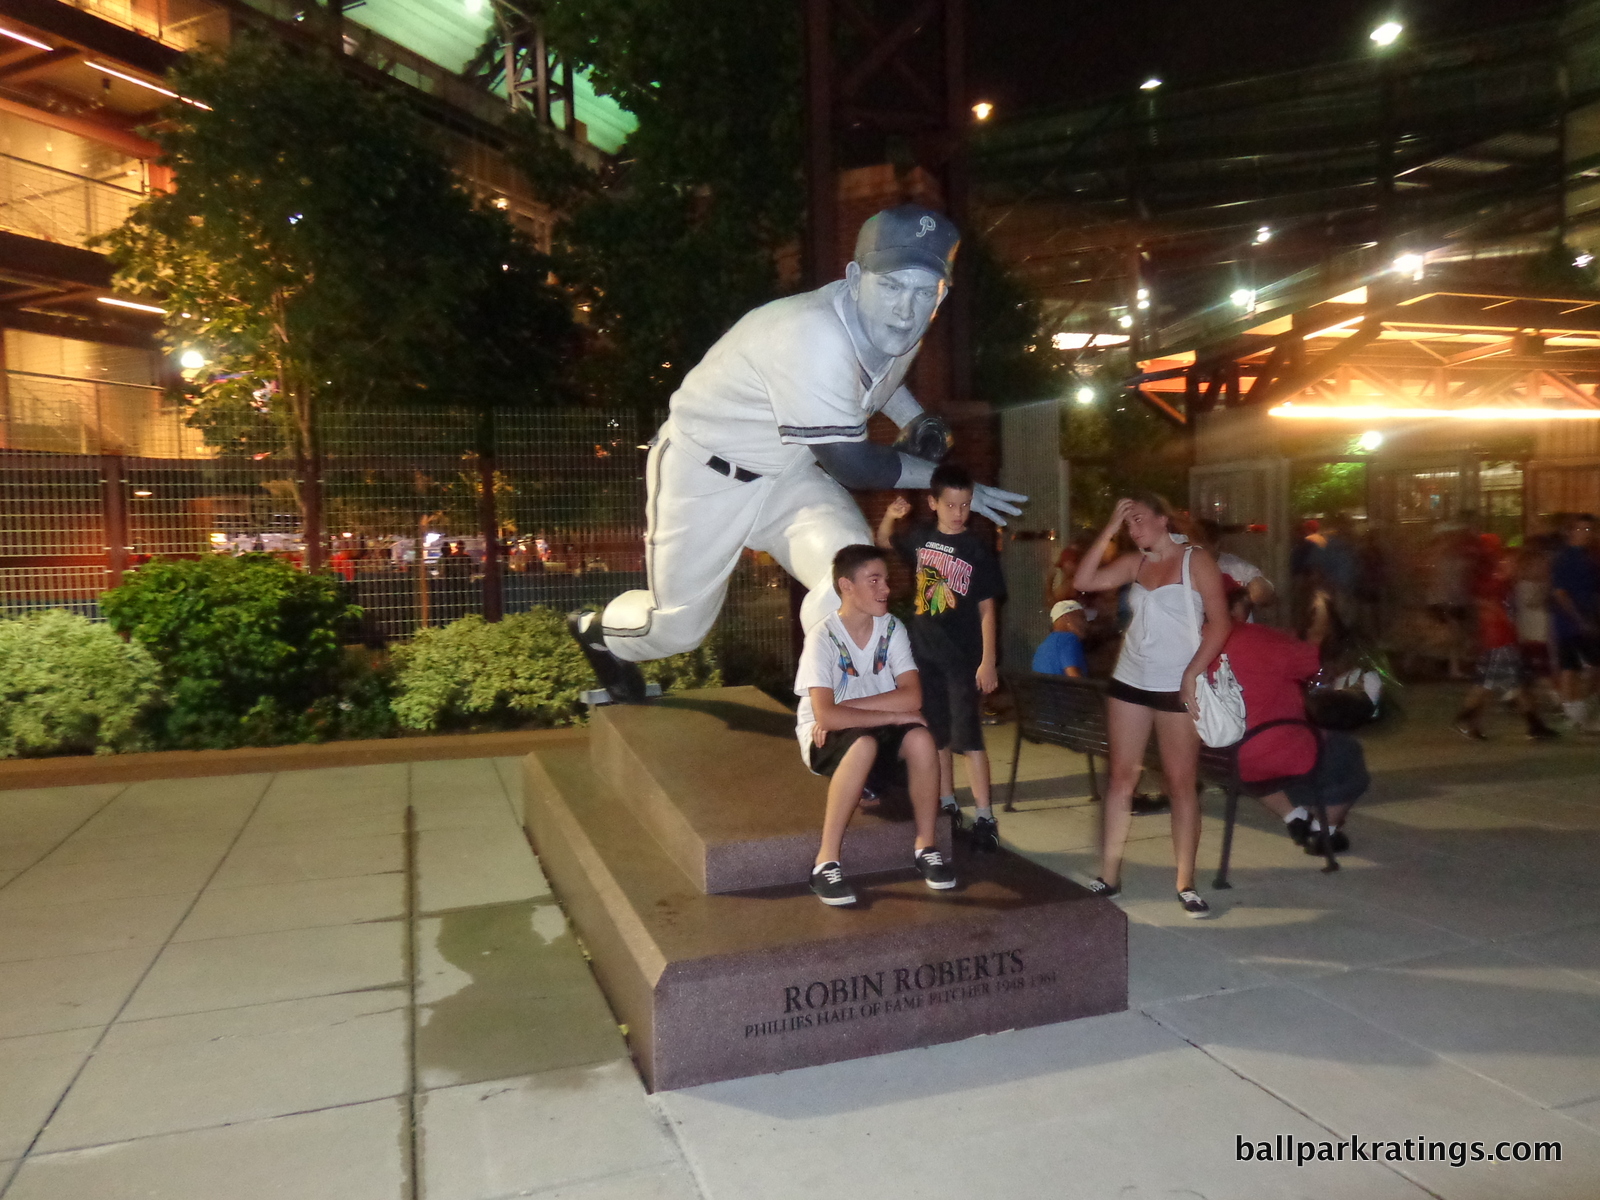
854, 205, 959, 281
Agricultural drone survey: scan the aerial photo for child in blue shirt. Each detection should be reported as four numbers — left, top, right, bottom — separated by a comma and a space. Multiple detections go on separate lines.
1032, 600, 1089, 676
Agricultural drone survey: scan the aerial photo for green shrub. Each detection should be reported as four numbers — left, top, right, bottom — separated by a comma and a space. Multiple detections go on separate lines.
392, 607, 720, 732
0, 610, 161, 757
101, 555, 359, 748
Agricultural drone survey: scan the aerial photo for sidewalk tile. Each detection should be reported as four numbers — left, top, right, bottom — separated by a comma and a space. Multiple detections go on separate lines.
259, 763, 407, 802
1148, 982, 1600, 1199
0, 949, 153, 1039
0, 1027, 99, 1158
123, 922, 405, 1020
419, 1062, 678, 1200
1501, 919, 1600, 984
416, 899, 625, 1089
519, 1165, 704, 1200
232, 808, 407, 847
416, 827, 548, 914
209, 832, 403, 890
0, 852, 220, 912
37, 992, 406, 1151
6, 1097, 405, 1200
1128, 920, 1278, 1008
654, 1011, 1426, 1200
74, 777, 267, 838
1302, 946, 1600, 1109
0, 787, 124, 857
250, 791, 407, 828
43, 831, 236, 867
1124, 877, 1475, 979
173, 874, 404, 942
0, 894, 192, 964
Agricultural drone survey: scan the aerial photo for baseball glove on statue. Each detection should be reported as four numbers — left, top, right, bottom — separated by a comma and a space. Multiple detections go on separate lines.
892, 413, 954, 463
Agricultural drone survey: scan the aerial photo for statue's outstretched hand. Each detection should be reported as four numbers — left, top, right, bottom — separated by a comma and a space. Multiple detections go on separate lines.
972, 483, 1027, 526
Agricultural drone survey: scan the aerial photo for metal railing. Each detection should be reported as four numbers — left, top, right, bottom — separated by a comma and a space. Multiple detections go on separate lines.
0, 154, 145, 250
0, 407, 797, 680
3, 372, 202, 460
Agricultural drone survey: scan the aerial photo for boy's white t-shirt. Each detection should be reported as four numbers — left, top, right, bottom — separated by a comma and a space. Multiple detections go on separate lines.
794, 611, 917, 768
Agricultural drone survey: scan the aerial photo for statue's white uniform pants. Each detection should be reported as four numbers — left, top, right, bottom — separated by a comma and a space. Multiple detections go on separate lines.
600, 423, 871, 662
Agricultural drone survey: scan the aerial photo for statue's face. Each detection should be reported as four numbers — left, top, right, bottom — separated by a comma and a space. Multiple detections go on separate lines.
850, 265, 947, 358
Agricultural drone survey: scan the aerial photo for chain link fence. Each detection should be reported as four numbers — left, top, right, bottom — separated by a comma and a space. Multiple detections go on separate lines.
0, 404, 796, 687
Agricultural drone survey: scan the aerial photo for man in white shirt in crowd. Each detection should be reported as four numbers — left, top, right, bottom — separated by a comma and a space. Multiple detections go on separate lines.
795, 544, 955, 906
571, 205, 1024, 701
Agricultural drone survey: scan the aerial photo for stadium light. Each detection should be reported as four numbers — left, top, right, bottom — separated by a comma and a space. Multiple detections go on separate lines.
1075, 387, 1097, 405
1139, 77, 1163, 91
1370, 21, 1403, 48
972, 101, 995, 121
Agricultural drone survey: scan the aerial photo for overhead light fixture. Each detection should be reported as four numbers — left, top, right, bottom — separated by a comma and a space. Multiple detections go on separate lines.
1370, 21, 1403, 48
0, 24, 53, 51
1075, 387, 1097, 405
1392, 252, 1425, 281
1118, 314, 1134, 329
1270, 402, 1600, 422
1576, 253, 1595, 269
179, 349, 206, 370
132, 489, 153, 498
1139, 77, 1162, 91
464, 0, 484, 11
492, 196, 510, 210
1231, 287, 1257, 311
1357, 430, 1384, 451
1255, 225, 1273, 244
1051, 332, 1130, 350
86, 60, 212, 110
98, 296, 165, 315
971, 101, 994, 121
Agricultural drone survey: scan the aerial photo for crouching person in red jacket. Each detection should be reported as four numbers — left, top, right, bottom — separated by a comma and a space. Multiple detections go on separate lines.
1220, 584, 1369, 853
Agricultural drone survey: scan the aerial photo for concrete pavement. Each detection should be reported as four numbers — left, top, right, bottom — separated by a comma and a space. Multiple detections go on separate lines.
0, 687, 1597, 1198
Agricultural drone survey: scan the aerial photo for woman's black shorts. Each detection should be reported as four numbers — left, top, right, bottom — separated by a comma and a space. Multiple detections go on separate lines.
1106, 677, 1188, 714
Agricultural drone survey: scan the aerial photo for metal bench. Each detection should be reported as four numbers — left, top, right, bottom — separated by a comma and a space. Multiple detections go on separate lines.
1004, 672, 1339, 887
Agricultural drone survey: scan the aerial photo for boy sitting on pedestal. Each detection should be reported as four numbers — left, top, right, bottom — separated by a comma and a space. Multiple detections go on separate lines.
797, 544, 956, 906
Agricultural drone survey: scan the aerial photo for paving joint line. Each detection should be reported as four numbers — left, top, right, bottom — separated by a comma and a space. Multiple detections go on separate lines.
403, 766, 422, 1200
1138, 1007, 1449, 1200
0, 783, 133, 893
0, 773, 274, 1199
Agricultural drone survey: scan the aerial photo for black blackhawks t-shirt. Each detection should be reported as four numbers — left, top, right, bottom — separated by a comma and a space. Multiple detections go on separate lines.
892, 524, 1005, 666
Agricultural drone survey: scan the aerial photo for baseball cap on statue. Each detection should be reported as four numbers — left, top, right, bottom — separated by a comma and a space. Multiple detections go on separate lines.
854, 205, 960, 281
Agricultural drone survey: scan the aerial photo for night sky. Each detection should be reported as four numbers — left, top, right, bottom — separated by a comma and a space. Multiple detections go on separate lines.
968, 0, 1562, 114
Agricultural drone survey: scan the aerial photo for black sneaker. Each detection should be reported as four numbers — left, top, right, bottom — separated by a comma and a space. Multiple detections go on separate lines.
1086, 876, 1120, 898
1285, 816, 1312, 847
970, 815, 999, 852
940, 802, 965, 833
1304, 828, 1350, 855
1177, 888, 1211, 918
913, 847, 956, 890
567, 610, 648, 704
810, 861, 856, 906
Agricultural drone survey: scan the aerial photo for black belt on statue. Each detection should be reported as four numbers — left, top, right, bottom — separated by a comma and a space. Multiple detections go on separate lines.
706, 456, 761, 483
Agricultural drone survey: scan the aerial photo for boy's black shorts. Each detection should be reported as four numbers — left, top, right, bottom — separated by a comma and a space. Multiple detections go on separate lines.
917, 654, 985, 754
809, 724, 916, 792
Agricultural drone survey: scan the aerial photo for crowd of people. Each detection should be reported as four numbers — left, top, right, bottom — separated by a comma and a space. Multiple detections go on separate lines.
793, 470, 1387, 916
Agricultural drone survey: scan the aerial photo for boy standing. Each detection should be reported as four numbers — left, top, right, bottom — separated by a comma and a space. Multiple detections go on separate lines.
877, 463, 1006, 852
796, 544, 956, 906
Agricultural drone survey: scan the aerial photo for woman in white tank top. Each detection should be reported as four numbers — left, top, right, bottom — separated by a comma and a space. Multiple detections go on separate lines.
1073, 494, 1232, 917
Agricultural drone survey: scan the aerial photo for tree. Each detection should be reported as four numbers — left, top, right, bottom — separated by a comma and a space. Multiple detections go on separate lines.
488, 0, 804, 407
101, 33, 574, 568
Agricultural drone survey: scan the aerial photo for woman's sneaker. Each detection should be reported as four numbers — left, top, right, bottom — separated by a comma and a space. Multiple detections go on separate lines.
810, 861, 856, 906
1086, 876, 1120, 898
913, 847, 956, 890
1177, 888, 1211, 918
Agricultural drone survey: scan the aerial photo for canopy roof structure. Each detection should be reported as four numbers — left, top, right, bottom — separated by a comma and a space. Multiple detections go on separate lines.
1133, 284, 1600, 428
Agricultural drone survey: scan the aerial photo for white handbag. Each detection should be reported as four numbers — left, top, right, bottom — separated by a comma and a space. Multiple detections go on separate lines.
1181, 548, 1247, 748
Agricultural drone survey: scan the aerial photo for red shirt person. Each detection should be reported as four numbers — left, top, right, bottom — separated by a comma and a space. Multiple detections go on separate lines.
1212, 585, 1367, 852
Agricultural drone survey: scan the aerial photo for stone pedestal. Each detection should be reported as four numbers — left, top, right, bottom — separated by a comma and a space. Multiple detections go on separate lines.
522, 686, 1126, 1091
